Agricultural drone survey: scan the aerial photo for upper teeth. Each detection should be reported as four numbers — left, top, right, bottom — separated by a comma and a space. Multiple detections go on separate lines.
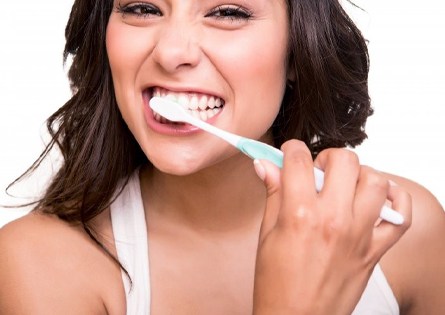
152, 87, 224, 111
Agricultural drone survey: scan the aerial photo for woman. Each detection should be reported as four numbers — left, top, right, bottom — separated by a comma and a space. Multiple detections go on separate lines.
1, 0, 444, 314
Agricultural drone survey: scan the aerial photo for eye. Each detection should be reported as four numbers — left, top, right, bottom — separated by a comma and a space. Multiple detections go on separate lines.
116, 2, 162, 18
205, 5, 253, 21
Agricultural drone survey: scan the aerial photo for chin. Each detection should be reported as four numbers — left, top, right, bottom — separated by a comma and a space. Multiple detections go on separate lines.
146, 153, 208, 176
154, 164, 199, 176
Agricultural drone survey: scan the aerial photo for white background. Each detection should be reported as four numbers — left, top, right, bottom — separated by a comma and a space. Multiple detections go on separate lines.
1, 0, 444, 226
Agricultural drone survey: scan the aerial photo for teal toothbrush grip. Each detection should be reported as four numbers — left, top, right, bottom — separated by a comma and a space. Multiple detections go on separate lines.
238, 137, 323, 191
237, 138, 284, 168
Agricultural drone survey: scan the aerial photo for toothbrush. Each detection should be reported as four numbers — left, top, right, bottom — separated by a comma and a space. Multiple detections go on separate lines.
149, 97, 404, 225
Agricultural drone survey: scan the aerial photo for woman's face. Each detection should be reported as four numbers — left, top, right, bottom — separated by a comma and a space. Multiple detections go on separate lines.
106, 0, 289, 175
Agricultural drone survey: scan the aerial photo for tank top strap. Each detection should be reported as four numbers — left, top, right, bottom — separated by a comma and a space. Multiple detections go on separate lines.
352, 264, 399, 314
110, 171, 151, 314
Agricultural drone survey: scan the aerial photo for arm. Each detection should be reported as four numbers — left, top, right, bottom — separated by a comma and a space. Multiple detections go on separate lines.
0, 213, 117, 315
380, 175, 445, 314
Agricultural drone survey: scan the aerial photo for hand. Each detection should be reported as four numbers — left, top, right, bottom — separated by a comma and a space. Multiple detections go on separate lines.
252, 140, 411, 315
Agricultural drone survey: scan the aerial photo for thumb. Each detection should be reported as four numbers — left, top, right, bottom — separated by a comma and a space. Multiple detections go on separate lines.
254, 159, 281, 244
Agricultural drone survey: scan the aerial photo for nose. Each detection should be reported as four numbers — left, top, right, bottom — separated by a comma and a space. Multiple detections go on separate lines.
151, 21, 202, 73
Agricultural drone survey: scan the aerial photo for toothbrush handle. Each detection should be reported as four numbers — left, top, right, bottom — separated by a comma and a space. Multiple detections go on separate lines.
238, 138, 404, 225
238, 138, 284, 168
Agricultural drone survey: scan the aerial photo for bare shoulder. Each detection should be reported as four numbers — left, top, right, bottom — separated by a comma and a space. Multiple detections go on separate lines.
0, 211, 125, 315
380, 173, 445, 315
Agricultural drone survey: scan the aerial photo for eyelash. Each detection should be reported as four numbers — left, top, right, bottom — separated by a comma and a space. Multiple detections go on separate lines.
115, 2, 253, 21
116, 2, 162, 18
205, 5, 253, 21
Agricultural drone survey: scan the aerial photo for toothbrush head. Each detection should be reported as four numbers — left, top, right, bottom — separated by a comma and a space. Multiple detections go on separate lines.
149, 97, 189, 123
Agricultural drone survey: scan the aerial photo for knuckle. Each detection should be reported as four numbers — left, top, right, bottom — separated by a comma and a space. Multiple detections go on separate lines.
281, 204, 319, 229
293, 205, 310, 222
317, 148, 361, 175
266, 185, 280, 198
334, 149, 360, 166
361, 167, 389, 192
282, 142, 313, 168
281, 140, 311, 156
291, 205, 311, 223
288, 153, 313, 169
323, 148, 360, 166
323, 215, 351, 238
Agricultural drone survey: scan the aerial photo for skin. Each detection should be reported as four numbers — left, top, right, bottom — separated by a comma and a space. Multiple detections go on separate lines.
1, 0, 445, 314
106, 0, 288, 175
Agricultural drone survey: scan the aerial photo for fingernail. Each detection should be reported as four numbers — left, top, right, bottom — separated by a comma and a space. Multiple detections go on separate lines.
253, 159, 266, 181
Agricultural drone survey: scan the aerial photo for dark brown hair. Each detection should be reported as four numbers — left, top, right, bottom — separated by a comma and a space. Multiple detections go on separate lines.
12, 0, 371, 266
274, 0, 371, 154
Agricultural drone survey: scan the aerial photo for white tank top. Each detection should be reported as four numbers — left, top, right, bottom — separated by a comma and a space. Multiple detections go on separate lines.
111, 172, 399, 315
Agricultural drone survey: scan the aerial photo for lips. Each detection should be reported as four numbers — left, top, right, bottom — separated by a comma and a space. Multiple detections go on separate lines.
143, 87, 225, 135
150, 87, 225, 124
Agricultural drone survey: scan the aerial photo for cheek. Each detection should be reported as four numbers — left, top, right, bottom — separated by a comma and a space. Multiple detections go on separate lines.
205, 28, 288, 133
218, 23, 286, 88
106, 17, 151, 96
214, 34, 287, 86
106, 21, 132, 84
106, 20, 132, 110
106, 17, 149, 126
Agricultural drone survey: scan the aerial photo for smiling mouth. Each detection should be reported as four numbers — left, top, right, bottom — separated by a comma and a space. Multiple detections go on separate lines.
150, 87, 225, 124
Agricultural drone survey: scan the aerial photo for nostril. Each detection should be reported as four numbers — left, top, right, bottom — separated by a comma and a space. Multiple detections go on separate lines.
151, 34, 202, 73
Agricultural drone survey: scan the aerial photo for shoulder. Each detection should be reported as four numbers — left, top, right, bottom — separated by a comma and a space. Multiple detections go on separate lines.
0, 211, 125, 314
380, 173, 445, 314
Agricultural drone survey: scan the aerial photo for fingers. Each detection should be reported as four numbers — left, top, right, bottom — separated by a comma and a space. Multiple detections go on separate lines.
315, 149, 361, 199
278, 140, 317, 226
254, 159, 281, 244
314, 149, 361, 222
371, 183, 412, 258
254, 140, 317, 239
353, 166, 390, 230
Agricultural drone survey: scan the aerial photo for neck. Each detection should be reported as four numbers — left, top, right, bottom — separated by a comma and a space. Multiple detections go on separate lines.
140, 153, 266, 235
